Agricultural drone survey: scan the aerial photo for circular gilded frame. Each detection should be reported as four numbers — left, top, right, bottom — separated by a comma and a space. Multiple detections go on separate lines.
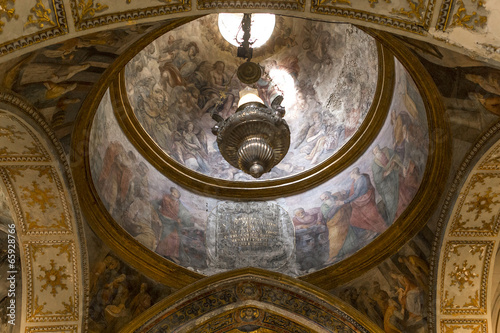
111, 38, 393, 199
71, 16, 450, 290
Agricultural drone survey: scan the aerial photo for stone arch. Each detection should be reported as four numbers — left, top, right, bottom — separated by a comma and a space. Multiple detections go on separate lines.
0, 89, 87, 332
435, 126, 500, 332
121, 268, 383, 332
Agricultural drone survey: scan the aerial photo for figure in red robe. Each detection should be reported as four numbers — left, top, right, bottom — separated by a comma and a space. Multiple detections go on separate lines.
339, 167, 388, 234
155, 187, 192, 262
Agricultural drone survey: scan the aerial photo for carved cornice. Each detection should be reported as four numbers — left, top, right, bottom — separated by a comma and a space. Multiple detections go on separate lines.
69, 0, 192, 31
311, 0, 436, 35
197, 0, 305, 10
121, 268, 383, 333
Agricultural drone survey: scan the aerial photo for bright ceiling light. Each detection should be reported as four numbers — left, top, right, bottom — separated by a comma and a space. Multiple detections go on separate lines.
218, 13, 276, 48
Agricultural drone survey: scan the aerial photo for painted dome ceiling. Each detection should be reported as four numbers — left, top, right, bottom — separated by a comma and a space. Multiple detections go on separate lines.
123, 15, 379, 181
87, 14, 433, 278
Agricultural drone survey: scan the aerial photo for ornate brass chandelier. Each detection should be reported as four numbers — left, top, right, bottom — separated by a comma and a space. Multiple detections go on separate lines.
212, 14, 290, 178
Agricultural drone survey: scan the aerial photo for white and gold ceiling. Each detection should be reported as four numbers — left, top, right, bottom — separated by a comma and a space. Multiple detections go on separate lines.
0, 1, 499, 333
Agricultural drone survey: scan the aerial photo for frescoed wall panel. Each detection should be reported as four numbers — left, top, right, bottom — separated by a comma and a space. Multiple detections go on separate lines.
331, 226, 434, 332
90, 44, 429, 277
124, 15, 379, 181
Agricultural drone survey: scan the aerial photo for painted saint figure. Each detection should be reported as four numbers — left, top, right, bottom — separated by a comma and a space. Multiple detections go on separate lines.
338, 167, 388, 234
155, 187, 193, 263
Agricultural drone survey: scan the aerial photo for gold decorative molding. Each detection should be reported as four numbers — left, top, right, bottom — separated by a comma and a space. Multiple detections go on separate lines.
0, 0, 18, 33
391, 0, 425, 21
440, 319, 487, 333
311, 0, 436, 35
197, 0, 305, 10
25, 325, 78, 333
0, 90, 88, 331
429, 120, 500, 332
24, 240, 79, 322
0, 113, 50, 161
0, 165, 73, 235
478, 143, 500, 170
25, 0, 57, 29
0, 0, 68, 57
448, 173, 500, 237
72, 0, 109, 23
69, 0, 192, 31
37, 259, 70, 296
440, 240, 493, 315
121, 268, 383, 333
436, 0, 487, 31
449, 0, 486, 30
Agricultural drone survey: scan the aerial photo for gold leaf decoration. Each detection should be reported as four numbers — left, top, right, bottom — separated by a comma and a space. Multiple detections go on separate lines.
75, 0, 109, 22
369, 0, 391, 8
0, 0, 19, 33
319, 0, 351, 5
37, 259, 70, 296
442, 290, 457, 309
465, 187, 500, 221
55, 296, 74, 314
463, 290, 481, 309
20, 180, 57, 213
0, 124, 24, 142
450, 0, 487, 30
25, 0, 56, 29
448, 260, 478, 291
391, 0, 425, 22
33, 295, 53, 316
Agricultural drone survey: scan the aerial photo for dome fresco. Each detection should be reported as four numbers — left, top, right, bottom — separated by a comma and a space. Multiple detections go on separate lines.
89, 26, 429, 276
123, 15, 378, 181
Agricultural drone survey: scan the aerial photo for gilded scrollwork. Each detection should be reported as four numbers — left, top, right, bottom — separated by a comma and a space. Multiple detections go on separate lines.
25, 241, 79, 322
440, 241, 492, 315
465, 187, 500, 220
450, 0, 487, 30
440, 319, 487, 333
0, 0, 18, 33
55, 297, 74, 314
20, 180, 57, 213
391, 0, 425, 22
38, 259, 70, 296
25, 325, 78, 333
74, 0, 109, 23
25, 0, 56, 29
320, 0, 351, 5
463, 290, 481, 309
33, 295, 53, 316
0, 124, 24, 142
0, 115, 50, 161
449, 173, 500, 237
448, 260, 478, 291
441, 290, 457, 310
368, 0, 391, 8
479, 147, 500, 169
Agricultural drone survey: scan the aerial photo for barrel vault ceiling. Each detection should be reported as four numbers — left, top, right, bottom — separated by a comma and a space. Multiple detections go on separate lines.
0, 1, 499, 333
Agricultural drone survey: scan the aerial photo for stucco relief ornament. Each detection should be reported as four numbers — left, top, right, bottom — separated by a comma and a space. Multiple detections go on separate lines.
37, 259, 70, 296
0, 0, 18, 33
206, 201, 295, 271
